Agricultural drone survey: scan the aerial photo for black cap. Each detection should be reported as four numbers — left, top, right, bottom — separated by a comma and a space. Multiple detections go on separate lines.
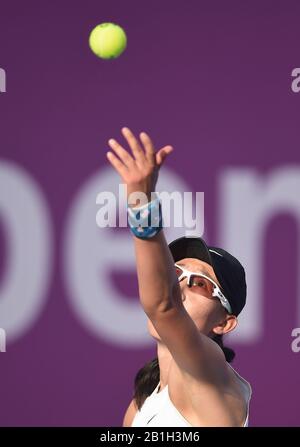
168, 236, 247, 316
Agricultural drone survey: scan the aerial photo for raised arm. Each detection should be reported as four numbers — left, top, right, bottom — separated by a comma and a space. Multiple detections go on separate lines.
107, 128, 181, 315
106, 127, 227, 381
107, 127, 180, 312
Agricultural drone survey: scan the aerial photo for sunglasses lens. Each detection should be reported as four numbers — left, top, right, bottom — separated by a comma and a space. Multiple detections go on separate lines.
190, 275, 214, 295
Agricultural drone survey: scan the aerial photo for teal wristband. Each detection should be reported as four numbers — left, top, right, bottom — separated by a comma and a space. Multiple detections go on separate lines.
127, 197, 163, 239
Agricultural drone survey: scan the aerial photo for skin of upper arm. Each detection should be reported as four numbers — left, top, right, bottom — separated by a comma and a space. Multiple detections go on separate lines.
122, 399, 138, 427
147, 308, 245, 425
147, 305, 227, 384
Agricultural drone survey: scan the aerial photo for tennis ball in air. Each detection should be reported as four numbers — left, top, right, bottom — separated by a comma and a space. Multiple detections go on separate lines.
89, 23, 127, 59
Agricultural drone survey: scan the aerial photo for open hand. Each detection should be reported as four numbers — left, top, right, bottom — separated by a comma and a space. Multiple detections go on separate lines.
106, 127, 173, 202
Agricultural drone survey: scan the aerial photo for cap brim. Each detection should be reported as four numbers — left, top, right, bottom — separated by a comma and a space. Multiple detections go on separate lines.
168, 237, 213, 266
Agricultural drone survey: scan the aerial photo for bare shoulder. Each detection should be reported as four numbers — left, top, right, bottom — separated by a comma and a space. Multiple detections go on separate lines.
122, 398, 138, 427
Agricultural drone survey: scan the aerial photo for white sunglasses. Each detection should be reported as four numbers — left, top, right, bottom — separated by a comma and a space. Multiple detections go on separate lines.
174, 263, 232, 314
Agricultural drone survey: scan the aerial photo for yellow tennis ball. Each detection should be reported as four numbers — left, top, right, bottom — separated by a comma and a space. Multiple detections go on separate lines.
89, 22, 127, 59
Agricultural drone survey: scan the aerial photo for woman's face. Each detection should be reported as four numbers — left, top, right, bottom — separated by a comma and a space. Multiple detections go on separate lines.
147, 257, 227, 340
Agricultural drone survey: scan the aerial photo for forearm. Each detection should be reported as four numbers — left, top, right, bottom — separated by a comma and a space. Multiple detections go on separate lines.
106, 126, 176, 312
133, 230, 182, 315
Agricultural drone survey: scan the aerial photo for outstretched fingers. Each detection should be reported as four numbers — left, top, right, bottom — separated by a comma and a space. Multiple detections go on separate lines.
156, 146, 174, 166
106, 151, 128, 178
139, 131, 155, 165
107, 127, 173, 181
121, 127, 145, 163
108, 138, 134, 168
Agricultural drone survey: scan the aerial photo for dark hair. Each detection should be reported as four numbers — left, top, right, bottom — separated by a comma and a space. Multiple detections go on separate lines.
133, 335, 235, 410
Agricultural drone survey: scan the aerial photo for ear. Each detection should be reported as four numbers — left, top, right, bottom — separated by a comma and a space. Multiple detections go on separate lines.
212, 314, 238, 336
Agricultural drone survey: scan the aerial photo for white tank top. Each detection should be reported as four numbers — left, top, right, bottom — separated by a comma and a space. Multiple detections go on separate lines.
131, 364, 252, 427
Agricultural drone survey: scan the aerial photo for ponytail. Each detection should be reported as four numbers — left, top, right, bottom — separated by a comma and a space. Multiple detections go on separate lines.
212, 334, 235, 363
133, 357, 160, 410
133, 335, 235, 410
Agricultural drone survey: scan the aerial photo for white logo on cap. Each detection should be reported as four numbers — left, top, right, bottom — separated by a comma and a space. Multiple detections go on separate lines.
209, 249, 223, 257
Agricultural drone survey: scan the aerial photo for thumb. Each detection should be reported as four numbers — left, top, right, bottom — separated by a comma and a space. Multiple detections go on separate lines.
156, 146, 174, 167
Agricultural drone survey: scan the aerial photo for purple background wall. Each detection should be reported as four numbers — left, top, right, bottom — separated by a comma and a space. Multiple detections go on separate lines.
1, 0, 300, 426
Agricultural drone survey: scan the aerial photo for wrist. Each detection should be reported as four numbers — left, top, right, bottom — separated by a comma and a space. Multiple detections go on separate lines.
127, 190, 157, 209
127, 194, 162, 239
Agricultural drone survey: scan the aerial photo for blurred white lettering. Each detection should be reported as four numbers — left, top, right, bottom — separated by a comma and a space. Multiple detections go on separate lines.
0, 160, 53, 344
291, 68, 300, 93
291, 328, 300, 353
219, 166, 300, 343
0, 68, 6, 93
1, 161, 300, 347
0, 328, 6, 352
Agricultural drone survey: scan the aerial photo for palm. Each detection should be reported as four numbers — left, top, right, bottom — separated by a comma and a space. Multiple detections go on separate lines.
106, 127, 173, 196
